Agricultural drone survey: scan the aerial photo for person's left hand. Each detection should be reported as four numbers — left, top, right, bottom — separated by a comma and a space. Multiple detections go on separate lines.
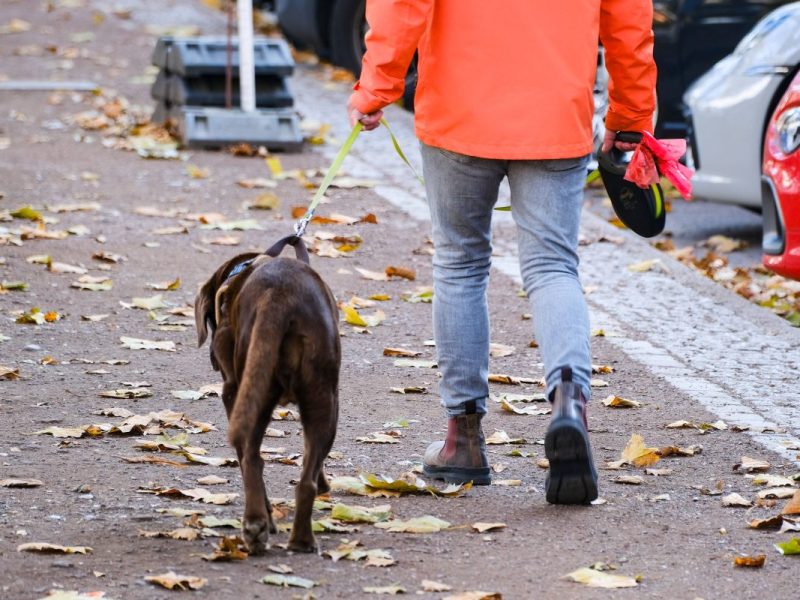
347, 99, 383, 131
601, 129, 639, 153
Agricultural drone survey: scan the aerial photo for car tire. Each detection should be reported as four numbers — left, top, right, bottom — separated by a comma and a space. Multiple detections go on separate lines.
330, 0, 367, 76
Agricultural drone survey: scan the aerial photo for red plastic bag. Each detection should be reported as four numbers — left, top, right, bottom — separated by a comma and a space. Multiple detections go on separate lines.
624, 131, 694, 200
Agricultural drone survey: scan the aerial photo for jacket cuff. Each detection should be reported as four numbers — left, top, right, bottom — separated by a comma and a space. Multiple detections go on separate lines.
605, 112, 655, 135
350, 82, 387, 115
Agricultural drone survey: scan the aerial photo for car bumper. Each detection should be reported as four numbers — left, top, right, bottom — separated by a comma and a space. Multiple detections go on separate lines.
762, 174, 800, 279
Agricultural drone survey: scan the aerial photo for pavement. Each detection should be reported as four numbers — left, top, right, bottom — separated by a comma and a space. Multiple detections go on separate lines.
1, 1, 799, 599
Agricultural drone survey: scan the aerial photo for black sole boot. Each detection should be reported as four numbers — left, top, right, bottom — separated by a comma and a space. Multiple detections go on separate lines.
545, 367, 598, 504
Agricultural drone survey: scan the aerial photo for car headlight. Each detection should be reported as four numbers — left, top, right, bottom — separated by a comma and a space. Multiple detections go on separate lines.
777, 107, 800, 155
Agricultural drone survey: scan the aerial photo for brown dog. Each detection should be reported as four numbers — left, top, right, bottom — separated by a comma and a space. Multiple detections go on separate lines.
195, 242, 340, 554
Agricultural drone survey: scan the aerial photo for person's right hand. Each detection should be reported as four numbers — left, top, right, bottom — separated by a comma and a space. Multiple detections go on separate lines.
347, 98, 383, 131
601, 129, 640, 153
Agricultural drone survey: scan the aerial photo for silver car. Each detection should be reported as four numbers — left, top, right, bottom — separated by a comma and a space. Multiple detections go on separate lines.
684, 2, 800, 208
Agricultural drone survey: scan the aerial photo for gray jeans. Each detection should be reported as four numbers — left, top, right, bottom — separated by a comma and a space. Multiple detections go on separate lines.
420, 143, 591, 416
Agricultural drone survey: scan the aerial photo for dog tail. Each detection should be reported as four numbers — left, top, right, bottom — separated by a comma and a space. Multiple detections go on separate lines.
227, 300, 289, 452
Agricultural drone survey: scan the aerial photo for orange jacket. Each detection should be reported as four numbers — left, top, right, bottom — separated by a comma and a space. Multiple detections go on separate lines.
350, 0, 657, 160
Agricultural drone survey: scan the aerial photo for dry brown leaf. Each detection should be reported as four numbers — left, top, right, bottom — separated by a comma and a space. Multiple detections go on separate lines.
748, 515, 784, 529
563, 567, 637, 589
782, 490, 800, 515
383, 347, 421, 358
201, 536, 248, 561
17, 543, 92, 554
734, 456, 770, 473
613, 475, 644, 485
620, 433, 660, 467
602, 395, 641, 408
721, 493, 752, 507
139, 528, 199, 541
385, 266, 416, 281
733, 554, 765, 568
0, 478, 43, 488
489, 343, 515, 358
485, 430, 526, 445
443, 593, 501, 600
422, 580, 453, 592
471, 522, 506, 533
145, 572, 207, 591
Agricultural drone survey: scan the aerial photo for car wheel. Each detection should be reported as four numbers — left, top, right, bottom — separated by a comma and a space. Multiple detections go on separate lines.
330, 0, 367, 76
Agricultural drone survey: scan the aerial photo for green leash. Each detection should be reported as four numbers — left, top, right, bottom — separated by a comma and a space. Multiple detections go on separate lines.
293, 118, 422, 238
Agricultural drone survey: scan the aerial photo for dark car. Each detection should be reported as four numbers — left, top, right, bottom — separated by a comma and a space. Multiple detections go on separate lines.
276, 0, 793, 137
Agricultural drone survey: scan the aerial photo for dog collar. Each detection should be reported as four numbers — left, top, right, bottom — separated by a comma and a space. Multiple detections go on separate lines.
225, 258, 254, 281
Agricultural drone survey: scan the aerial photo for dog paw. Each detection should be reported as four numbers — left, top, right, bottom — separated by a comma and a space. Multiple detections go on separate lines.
287, 535, 317, 554
242, 517, 271, 555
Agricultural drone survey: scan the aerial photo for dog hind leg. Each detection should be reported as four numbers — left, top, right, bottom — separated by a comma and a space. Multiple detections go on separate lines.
288, 393, 337, 553
228, 315, 285, 555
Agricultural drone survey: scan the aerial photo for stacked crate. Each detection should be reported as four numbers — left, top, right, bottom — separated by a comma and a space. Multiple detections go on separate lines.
150, 36, 303, 151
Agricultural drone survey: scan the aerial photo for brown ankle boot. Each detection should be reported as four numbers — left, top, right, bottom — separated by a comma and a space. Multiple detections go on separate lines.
544, 367, 598, 504
422, 400, 491, 485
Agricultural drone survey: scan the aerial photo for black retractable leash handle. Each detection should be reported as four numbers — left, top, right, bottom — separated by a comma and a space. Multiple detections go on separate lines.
264, 234, 310, 265
596, 130, 665, 238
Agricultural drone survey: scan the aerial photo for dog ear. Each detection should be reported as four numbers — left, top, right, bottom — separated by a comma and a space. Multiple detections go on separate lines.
194, 275, 217, 348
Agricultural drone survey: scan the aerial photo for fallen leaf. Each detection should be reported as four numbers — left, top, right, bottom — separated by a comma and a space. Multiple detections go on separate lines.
748, 515, 784, 530
139, 528, 200, 541
390, 386, 427, 394
171, 390, 204, 401
645, 468, 673, 476
18, 543, 92, 555
356, 267, 389, 281
120, 337, 175, 352
330, 503, 392, 523
471, 522, 506, 533
201, 536, 248, 561
80, 314, 109, 322
0, 478, 43, 488
246, 193, 279, 210
0, 366, 20, 380
443, 593, 501, 600
782, 490, 800, 515
774, 538, 800, 555
401, 287, 433, 303
385, 266, 415, 281
99, 388, 152, 399
722, 493, 752, 507
734, 457, 770, 473
146, 277, 181, 291
613, 475, 644, 485
139, 486, 237, 505
342, 305, 385, 327
237, 177, 276, 189
186, 164, 209, 179
706, 234, 745, 253
145, 572, 207, 591
198, 516, 241, 528
666, 420, 696, 429
733, 554, 765, 568
260, 574, 317, 589
759, 488, 797, 500
383, 347, 421, 358
417, 581, 452, 594
563, 567, 637, 589
602, 395, 641, 408
122, 455, 187, 468
620, 433, 660, 468
499, 399, 550, 416
658, 444, 702, 458
93, 251, 126, 263
200, 219, 262, 232
71, 277, 112, 292
393, 358, 437, 369
357, 432, 401, 444
627, 258, 662, 273
375, 516, 450, 533
358, 472, 470, 497
485, 430, 526, 445
489, 343, 515, 358
364, 585, 406, 595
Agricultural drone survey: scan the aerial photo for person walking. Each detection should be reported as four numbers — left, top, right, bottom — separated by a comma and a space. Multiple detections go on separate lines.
347, 1, 656, 504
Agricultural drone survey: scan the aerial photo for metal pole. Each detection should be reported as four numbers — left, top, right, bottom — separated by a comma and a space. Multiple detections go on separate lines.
236, 0, 256, 113
225, 0, 233, 109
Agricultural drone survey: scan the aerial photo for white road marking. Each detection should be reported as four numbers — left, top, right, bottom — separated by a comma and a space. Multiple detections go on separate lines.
294, 71, 800, 465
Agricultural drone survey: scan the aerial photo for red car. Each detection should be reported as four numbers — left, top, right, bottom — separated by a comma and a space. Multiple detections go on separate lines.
763, 70, 800, 281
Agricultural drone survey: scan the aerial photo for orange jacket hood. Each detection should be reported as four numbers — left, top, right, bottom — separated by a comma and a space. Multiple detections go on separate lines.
351, 0, 657, 160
